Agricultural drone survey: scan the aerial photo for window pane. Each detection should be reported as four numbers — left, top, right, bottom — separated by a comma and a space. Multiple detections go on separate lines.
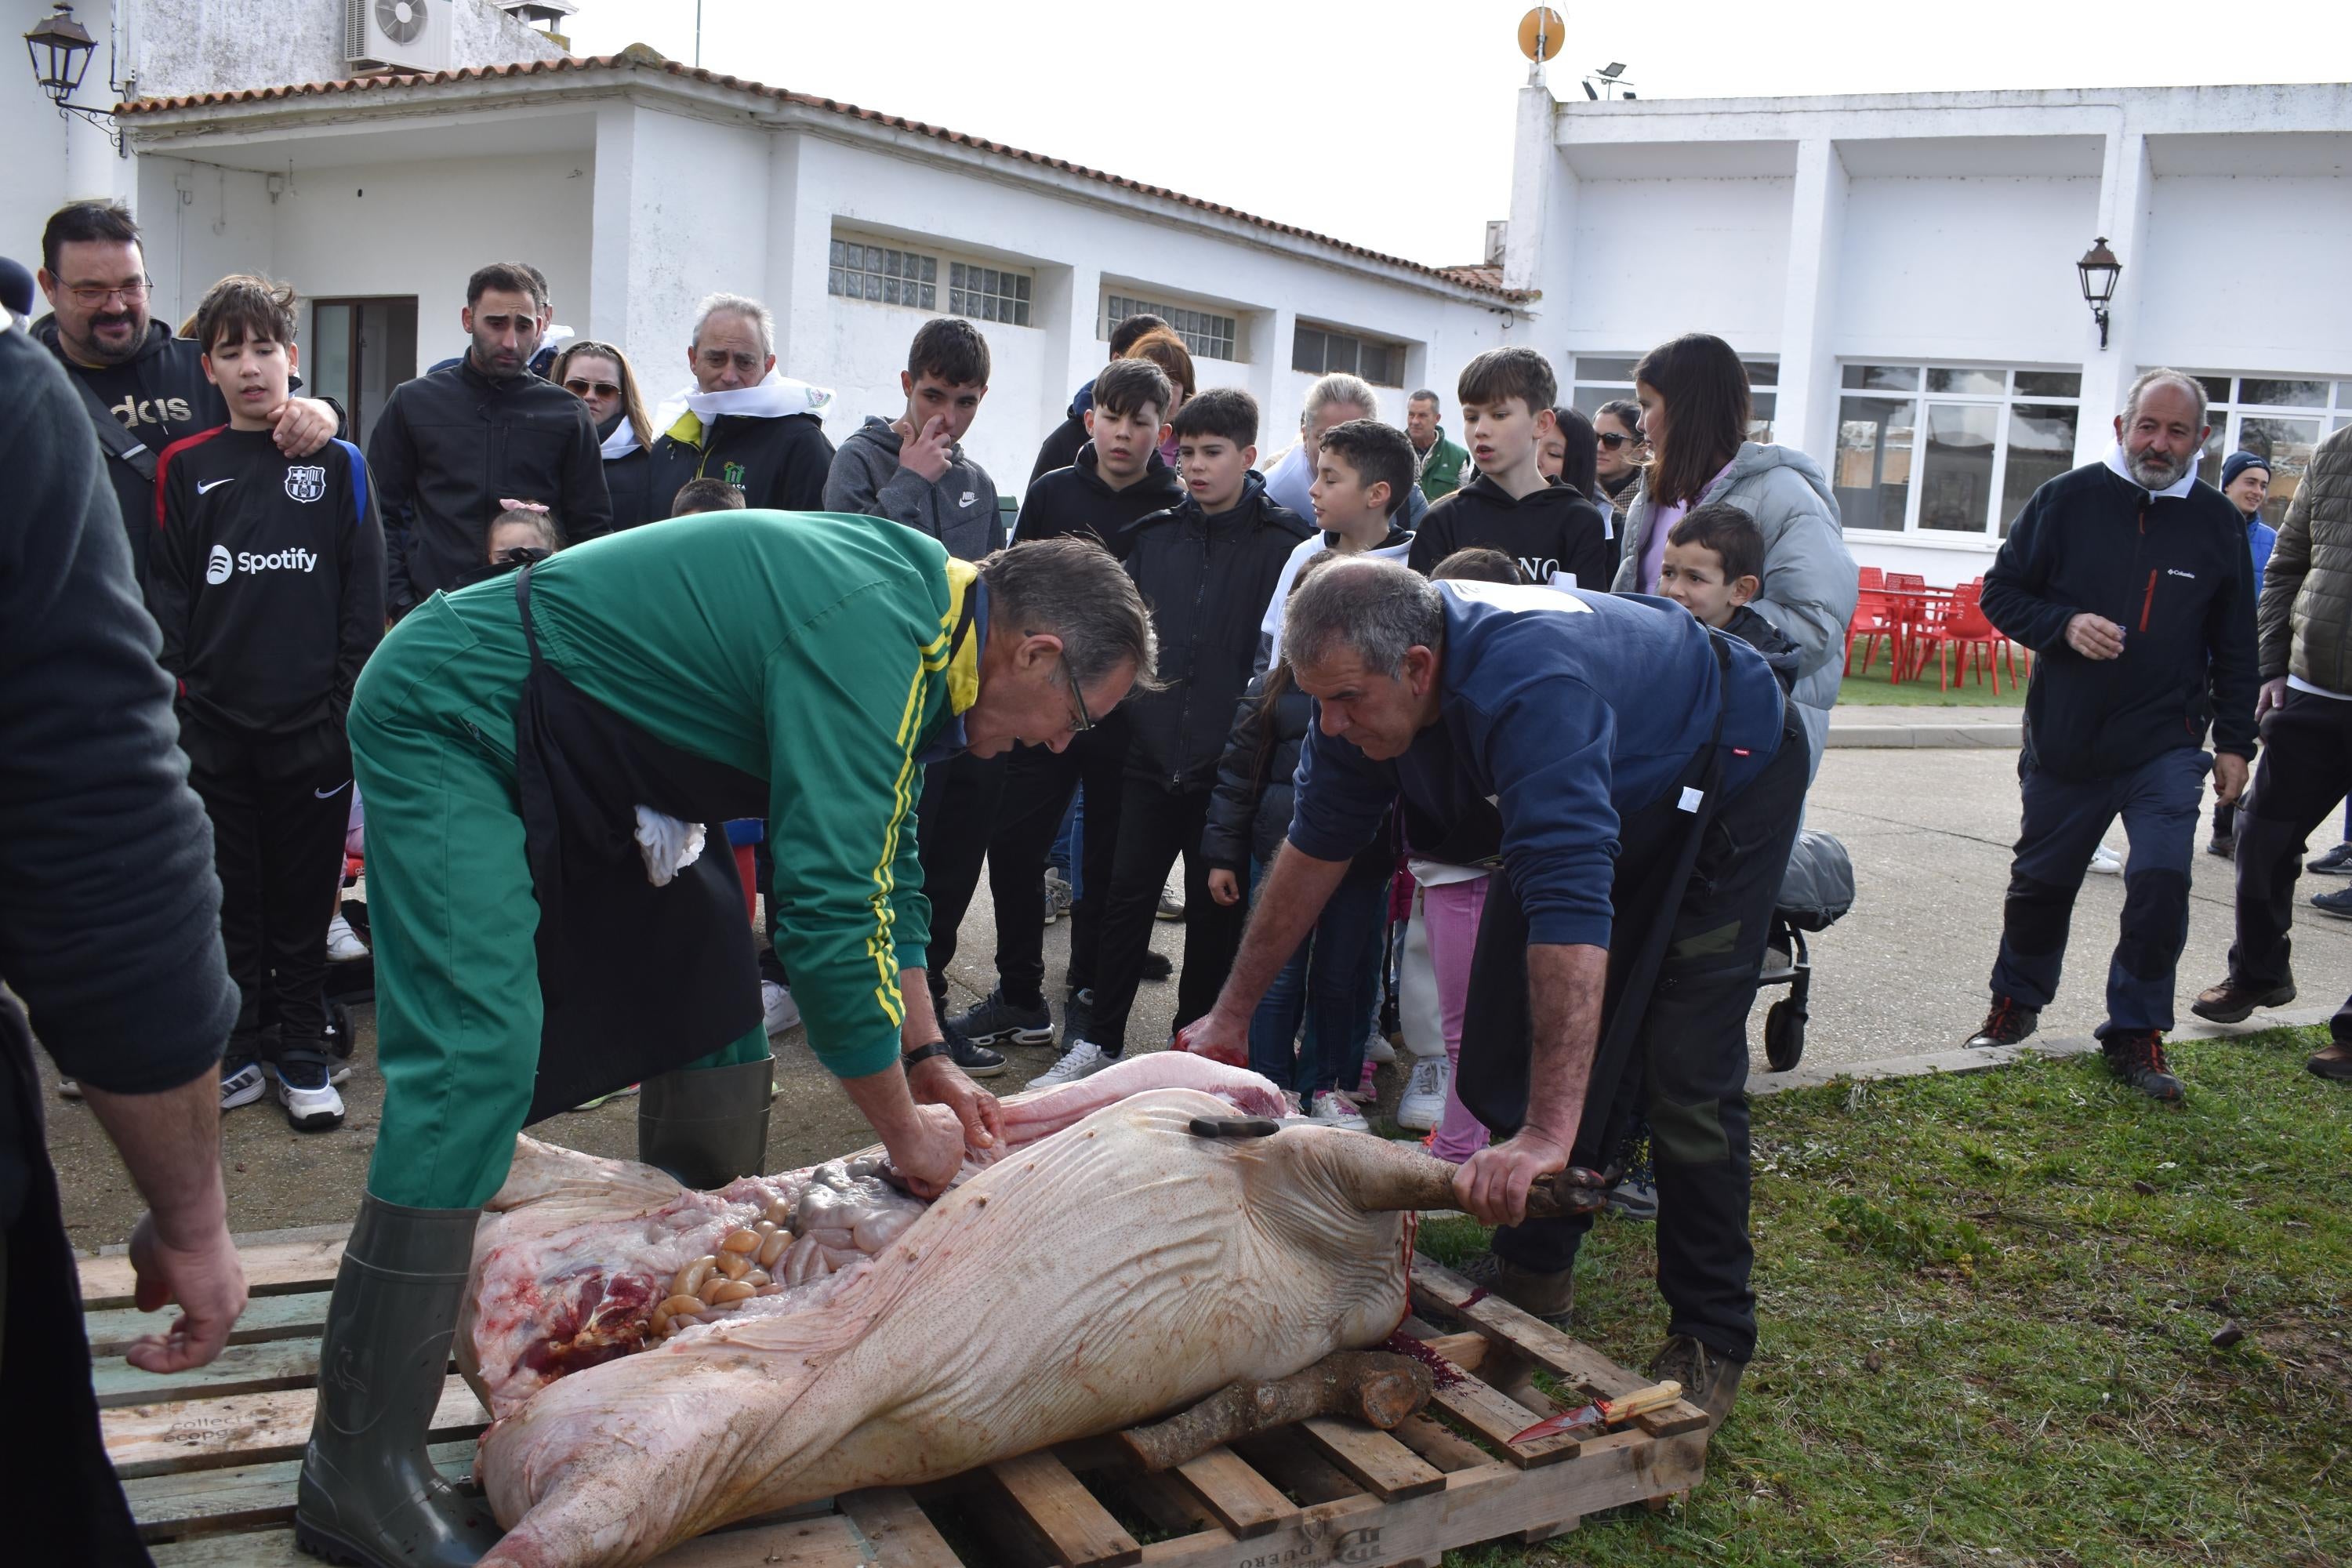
1927, 367, 2005, 395
1748, 390, 1776, 442
1577, 356, 1639, 383
2193, 374, 2233, 408
2199, 416, 2228, 485
1742, 360, 1778, 387
1918, 402, 1998, 533
2339, 383, 2352, 408
1844, 364, 1919, 392
1836, 397, 1915, 532
2015, 370, 2082, 398
2240, 378, 2328, 409
1293, 328, 1323, 375
2001, 404, 2080, 535
2240, 416, 2325, 527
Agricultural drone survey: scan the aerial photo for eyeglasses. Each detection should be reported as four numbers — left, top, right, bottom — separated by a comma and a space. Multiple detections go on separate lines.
1057, 648, 1093, 734
563, 379, 622, 399
1597, 431, 1647, 449
65, 278, 151, 307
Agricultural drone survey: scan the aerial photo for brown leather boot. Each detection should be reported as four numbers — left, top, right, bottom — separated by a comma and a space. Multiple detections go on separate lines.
2189, 975, 2296, 1025
1648, 1334, 1748, 1428
1455, 1250, 1573, 1327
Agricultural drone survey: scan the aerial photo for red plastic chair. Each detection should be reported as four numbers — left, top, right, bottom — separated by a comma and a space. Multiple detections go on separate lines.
1846, 567, 1899, 675
1911, 583, 2016, 693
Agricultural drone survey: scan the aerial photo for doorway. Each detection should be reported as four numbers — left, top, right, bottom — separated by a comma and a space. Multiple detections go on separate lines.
308, 296, 418, 449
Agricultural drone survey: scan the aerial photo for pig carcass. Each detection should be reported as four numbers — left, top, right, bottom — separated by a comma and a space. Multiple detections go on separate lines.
463, 1053, 1441, 1568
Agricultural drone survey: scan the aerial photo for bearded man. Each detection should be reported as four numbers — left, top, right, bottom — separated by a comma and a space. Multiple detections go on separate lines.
1962, 369, 2258, 1101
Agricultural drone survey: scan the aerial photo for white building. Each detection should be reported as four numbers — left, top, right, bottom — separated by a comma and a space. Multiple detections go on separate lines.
1501, 78, 2352, 582
13, 2, 2347, 582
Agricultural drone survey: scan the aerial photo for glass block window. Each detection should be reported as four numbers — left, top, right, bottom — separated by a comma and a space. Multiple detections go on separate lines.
1572, 354, 1777, 440
1293, 324, 1408, 388
2148, 371, 2352, 528
829, 239, 936, 310
1835, 364, 2082, 539
950, 263, 1032, 327
1103, 294, 1239, 361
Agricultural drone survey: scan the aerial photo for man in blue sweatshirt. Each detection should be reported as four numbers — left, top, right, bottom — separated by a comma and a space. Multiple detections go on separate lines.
1177, 560, 1804, 1427
1966, 370, 2257, 1100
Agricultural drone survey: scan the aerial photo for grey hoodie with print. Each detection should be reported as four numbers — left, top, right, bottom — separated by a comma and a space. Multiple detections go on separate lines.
822, 415, 1000, 562
1612, 441, 1857, 772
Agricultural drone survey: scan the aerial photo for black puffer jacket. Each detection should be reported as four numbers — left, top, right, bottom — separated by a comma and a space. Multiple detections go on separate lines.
1202, 675, 1310, 869
1122, 474, 1314, 793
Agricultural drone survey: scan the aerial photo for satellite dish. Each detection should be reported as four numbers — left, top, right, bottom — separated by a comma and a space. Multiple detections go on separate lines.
1517, 7, 1565, 63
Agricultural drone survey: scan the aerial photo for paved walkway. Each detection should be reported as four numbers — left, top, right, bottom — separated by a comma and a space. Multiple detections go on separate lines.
1827, 702, 2020, 750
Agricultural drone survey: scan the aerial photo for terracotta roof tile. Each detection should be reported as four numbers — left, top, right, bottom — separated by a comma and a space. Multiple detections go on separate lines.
118, 54, 1532, 301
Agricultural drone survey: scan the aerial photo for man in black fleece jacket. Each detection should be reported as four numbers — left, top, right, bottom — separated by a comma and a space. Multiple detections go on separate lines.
1966, 371, 2257, 1100
0, 310, 246, 1560
1028, 389, 1312, 1087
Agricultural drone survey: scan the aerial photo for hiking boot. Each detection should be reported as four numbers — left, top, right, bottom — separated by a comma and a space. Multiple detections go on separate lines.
1965, 996, 2039, 1048
2308, 842, 2352, 876
296, 1198, 503, 1566
2101, 1030, 2184, 1102
638, 1052, 775, 1188
1031, 1039, 1112, 1089
1648, 1334, 1747, 1427
2307, 1043, 2352, 1082
942, 1018, 1007, 1079
1456, 1250, 1573, 1327
2190, 975, 2296, 1025
949, 989, 1054, 1047
1396, 1058, 1449, 1131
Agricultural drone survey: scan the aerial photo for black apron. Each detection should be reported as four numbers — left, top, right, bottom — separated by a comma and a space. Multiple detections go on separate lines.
1456, 634, 1738, 1142
510, 564, 771, 1123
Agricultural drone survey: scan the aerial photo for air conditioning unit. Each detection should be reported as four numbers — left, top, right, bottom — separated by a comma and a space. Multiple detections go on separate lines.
346, 0, 456, 74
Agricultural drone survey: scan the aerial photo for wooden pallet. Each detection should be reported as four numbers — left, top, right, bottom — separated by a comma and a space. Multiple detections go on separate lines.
83, 1236, 1712, 1566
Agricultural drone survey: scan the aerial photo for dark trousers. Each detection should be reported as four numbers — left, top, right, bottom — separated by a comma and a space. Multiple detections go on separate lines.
187, 725, 352, 1063
2228, 691, 2352, 1027
1249, 849, 1390, 1094
915, 750, 1007, 1009
983, 714, 1129, 1008
1990, 747, 2209, 1036
1480, 727, 1810, 1362
1090, 778, 1249, 1052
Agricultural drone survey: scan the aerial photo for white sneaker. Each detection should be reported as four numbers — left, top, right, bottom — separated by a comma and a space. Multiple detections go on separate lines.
762, 980, 801, 1035
57, 1077, 82, 1100
273, 1058, 345, 1131
1307, 1091, 1370, 1131
325, 912, 369, 962
1364, 1029, 1397, 1065
220, 1061, 267, 1112
1031, 1039, 1110, 1088
1396, 1057, 1449, 1131
2088, 843, 2124, 877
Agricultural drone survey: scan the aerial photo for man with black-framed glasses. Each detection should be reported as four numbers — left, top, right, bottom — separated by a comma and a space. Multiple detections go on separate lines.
34, 201, 340, 586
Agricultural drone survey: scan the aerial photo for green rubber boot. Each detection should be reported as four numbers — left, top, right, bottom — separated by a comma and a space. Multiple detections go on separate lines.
295, 1196, 503, 1565
637, 1051, 775, 1189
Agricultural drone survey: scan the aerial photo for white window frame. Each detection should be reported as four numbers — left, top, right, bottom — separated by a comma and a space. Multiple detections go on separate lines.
1101, 291, 1242, 363
2156, 372, 2352, 529
1570, 354, 1778, 439
829, 230, 1040, 328
1834, 362, 2085, 544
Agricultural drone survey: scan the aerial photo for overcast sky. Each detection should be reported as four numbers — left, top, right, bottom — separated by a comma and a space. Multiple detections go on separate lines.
566, 0, 2352, 267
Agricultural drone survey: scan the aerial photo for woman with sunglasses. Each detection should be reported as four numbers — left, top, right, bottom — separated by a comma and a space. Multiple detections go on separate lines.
1593, 398, 1648, 539
552, 339, 658, 528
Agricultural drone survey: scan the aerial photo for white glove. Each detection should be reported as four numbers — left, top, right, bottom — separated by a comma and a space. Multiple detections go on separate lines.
633, 806, 707, 887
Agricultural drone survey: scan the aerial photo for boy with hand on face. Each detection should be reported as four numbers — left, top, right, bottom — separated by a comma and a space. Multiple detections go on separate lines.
1012, 358, 1186, 555
148, 274, 386, 1133
1407, 347, 1612, 591
1028, 387, 1314, 1088
1260, 417, 1420, 668
824, 318, 1000, 562
1657, 501, 1799, 688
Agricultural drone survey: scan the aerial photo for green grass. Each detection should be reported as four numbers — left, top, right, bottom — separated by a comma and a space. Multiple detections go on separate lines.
1416, 1028, 2352, 1567
1837, 650, 2028, 708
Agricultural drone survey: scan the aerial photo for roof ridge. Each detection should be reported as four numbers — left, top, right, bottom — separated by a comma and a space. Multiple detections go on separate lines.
115, 54, 1528, 300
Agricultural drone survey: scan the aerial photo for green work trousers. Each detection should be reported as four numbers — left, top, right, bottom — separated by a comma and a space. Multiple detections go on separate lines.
350, 592, 765, 1210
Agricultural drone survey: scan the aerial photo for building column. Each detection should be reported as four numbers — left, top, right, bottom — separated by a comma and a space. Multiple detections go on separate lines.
2078, 129, 2153, 466
1501, 83, 1556, 303
1253, 306, 1293, 427
586, 103, 639, 354
1774, 136, 1848, 463
768, 132, 832, 381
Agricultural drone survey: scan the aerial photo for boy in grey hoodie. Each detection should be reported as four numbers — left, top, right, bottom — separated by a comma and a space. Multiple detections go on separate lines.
822, 318, 1000, 561
821, 317, 1008, 1079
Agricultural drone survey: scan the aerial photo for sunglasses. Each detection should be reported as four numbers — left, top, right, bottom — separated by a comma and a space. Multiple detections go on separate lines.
563, 378, 622, 399
1597, 431, 1647, 449
1058, 648, 1093, 734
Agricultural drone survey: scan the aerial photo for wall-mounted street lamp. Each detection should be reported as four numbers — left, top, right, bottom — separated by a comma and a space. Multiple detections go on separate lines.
23, 3, 126, 157
2077, 237, 2122, 350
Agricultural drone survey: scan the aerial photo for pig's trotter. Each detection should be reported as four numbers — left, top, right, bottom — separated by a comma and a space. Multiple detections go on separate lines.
1117, 1352, 1436, 1472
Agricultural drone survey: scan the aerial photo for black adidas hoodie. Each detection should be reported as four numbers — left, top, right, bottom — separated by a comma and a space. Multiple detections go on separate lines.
1012, 441, 1185, 558
1406, 472, 1614, 590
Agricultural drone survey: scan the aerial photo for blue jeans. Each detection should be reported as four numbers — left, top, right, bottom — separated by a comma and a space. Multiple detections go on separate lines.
1048, 789, 1084, 901
1990, 746, 2209, 1036
1247, 854, 1388, 1095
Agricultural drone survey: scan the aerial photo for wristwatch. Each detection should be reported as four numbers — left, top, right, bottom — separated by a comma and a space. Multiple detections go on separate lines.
901, 1040, 951, 1071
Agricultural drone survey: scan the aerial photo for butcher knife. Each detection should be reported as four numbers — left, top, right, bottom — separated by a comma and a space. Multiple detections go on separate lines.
1507, 1380, 1684, 1444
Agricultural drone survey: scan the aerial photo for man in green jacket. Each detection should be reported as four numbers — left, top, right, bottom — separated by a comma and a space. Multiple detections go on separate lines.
295, 514, 1155, 1568
1407, 389, 1470, 501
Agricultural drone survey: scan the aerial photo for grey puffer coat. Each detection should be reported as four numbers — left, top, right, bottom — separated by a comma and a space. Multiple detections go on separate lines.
1612, 442, 1857, 771
2259, 423, 2352, 692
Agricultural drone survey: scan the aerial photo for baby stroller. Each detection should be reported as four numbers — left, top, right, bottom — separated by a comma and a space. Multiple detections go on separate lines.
1757, 829, 1854, 1072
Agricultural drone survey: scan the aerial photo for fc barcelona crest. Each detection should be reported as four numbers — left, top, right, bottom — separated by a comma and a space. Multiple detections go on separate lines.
285, 465, 327, 503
